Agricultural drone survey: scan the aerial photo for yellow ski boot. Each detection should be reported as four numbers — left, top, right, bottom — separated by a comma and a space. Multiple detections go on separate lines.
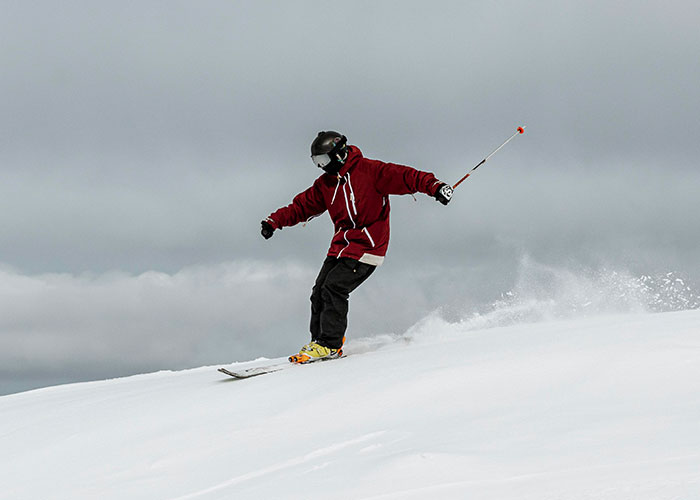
289, 341, 342, 364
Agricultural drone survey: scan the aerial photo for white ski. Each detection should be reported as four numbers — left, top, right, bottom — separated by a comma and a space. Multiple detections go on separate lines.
218, 355, 346, 379
217, 363, 290, 379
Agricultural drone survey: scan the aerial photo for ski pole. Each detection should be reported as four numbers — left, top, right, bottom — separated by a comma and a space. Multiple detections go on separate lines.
453, 126, 526, 189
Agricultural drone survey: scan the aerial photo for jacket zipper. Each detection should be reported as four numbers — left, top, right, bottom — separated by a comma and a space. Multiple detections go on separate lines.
342, 180, 356, 228
346, 173, 358, 216
330, 175, 341, 205
336, 172, 360, 258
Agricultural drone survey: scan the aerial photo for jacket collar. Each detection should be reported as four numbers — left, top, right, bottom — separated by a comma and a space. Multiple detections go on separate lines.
337, 145, 362, 177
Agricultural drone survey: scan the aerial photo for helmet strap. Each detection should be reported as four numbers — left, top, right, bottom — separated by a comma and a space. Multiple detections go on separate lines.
336, 149, 348, 164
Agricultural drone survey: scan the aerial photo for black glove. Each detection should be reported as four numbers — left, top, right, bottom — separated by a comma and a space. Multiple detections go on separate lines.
260, 220, 275, 240
434, 183, 453, 206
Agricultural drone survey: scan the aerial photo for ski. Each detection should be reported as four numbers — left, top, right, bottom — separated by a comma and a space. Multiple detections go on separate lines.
218, 355, 346, 380
218, 364, 288, 379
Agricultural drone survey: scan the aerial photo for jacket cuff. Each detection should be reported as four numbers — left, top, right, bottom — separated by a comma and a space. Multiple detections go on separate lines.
264, 217, 280, 230
430, 181, 444, 196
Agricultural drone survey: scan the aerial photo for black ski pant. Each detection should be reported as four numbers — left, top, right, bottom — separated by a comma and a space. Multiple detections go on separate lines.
310, 256, 376, 349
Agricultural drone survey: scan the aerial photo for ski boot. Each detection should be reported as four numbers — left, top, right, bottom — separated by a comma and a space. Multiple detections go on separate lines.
289, 340, 343, 364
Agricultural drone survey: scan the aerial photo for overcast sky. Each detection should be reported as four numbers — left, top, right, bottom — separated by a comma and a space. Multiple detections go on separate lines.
2, 1, 699, 395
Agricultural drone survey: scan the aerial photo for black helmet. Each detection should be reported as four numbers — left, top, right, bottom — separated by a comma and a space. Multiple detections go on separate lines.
310, 131, 348, 174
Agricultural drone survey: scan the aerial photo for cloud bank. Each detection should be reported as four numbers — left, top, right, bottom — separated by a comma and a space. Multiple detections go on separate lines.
3, 256, 698, 395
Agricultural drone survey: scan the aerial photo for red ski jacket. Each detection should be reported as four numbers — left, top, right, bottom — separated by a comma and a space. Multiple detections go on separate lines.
266, 146, 442, 266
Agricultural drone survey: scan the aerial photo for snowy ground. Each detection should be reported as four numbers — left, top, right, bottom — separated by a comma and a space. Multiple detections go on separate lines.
1, 309, 700, 499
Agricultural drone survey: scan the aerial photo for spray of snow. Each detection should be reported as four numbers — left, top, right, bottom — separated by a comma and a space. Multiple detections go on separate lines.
466, 258, 700, 327
373, 257, 700, 348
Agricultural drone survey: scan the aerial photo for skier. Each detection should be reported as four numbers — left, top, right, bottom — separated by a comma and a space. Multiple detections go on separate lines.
261, 131, 453, 363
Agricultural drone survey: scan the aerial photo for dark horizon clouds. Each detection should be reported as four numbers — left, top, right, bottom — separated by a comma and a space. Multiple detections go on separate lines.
1, 1, 699, 394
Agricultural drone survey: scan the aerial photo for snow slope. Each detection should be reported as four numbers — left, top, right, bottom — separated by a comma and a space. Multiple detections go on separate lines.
1, 310, 700, 499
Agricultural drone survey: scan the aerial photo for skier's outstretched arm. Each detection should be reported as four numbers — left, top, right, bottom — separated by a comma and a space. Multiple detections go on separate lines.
372, 160, 452, 205
260, 180, 327, 239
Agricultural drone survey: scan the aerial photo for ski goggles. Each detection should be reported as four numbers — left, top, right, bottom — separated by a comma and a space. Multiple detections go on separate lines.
311, 153, 332, 169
